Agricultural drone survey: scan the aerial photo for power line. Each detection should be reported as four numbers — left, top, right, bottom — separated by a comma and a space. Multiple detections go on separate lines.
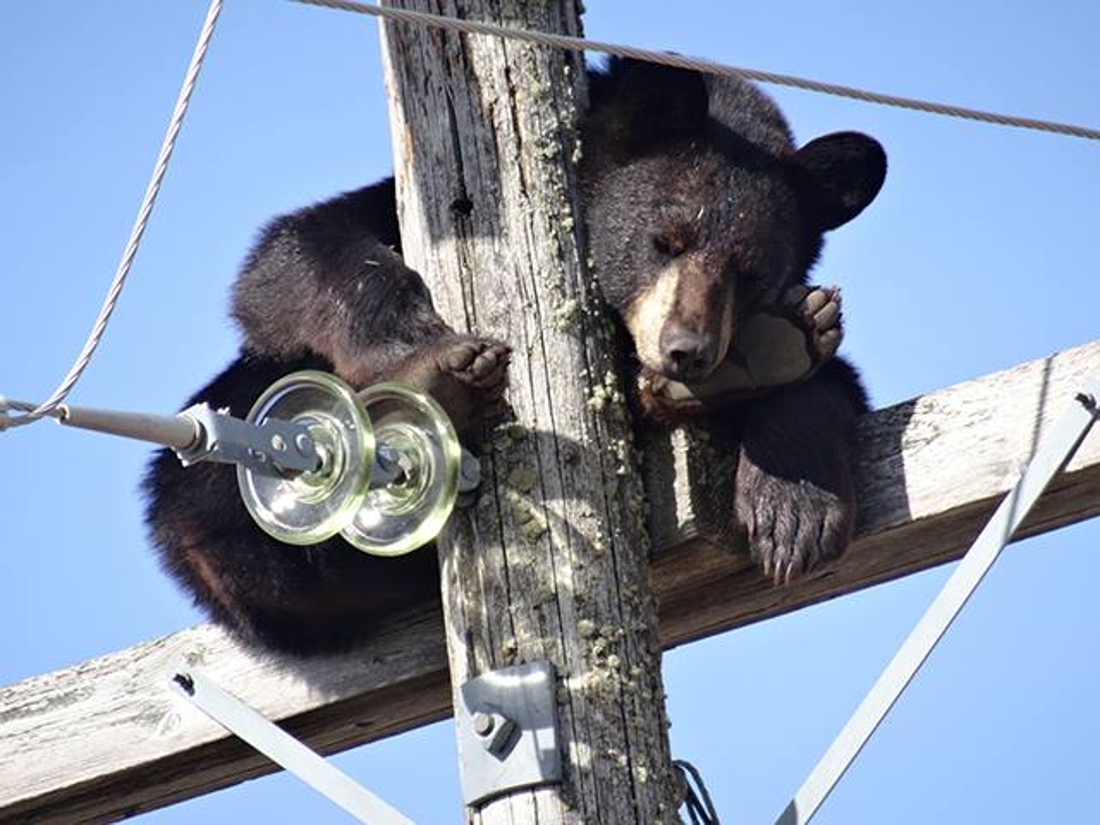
1, 0, 224, 432
293, 0, 1100, 142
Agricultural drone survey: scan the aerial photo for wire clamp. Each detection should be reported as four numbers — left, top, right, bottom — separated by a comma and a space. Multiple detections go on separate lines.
176, 402, 320, 475
455, 660, 562, 807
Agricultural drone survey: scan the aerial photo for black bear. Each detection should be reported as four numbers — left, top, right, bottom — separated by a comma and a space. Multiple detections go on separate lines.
581, 59, 884, 583
143, 185, 512, 655
143, 58, 885, 655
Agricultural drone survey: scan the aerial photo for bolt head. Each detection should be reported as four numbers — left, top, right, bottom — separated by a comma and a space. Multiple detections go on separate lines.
473, 712, 495, 736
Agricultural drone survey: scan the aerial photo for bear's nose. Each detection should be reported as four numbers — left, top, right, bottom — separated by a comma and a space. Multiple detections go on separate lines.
659, 326, 718, 382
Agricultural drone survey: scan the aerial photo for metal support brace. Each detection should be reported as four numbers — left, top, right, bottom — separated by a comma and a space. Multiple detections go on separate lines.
171, 663, 414, 825
775, 371, 1100, 825
455, 660, 562, 806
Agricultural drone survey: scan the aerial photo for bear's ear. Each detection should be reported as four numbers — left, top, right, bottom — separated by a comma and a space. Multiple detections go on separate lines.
589, 58, 709, 150
793, 131, 887, 231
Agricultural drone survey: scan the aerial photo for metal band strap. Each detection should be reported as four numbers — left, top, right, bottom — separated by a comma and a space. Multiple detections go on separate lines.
172, 666, 414, 824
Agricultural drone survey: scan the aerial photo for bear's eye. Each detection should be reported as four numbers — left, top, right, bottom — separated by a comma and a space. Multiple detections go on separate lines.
652, 233, 686, 259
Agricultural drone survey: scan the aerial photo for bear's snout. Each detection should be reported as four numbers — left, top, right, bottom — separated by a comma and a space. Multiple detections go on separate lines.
659, 324, 719, 382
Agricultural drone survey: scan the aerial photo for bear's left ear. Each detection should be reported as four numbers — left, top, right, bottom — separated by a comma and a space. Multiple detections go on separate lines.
793, 132, 887, 231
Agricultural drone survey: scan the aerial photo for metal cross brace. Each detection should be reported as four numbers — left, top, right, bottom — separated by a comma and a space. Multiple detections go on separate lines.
171, 664, 414, 824
775, 371, 1100, 825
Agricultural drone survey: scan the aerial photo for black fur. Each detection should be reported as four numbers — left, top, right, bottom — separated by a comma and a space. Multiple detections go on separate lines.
143, 183, 500, 655
144, 59, 885, 653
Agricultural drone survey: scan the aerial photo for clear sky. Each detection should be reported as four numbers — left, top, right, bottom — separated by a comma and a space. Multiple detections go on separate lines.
2, 1, 1098, 823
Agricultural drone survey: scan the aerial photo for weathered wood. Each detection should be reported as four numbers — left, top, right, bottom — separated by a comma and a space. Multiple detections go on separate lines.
651, 339, 1100, 645
0, 611, 450, 824
380, 1, 678, 822
2, 343, 1097, 823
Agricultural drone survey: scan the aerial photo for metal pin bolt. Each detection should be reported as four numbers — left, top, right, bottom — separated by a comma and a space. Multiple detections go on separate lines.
295, 432, 314, 455
459, 453, 482, 492
472, 712, 517, 756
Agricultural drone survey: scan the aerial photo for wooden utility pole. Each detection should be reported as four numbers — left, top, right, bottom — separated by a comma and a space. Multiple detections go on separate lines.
380, 1, 680, 822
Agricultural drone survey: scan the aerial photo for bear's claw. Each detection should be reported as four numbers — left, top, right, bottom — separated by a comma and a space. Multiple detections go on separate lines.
735, 452, 853, 584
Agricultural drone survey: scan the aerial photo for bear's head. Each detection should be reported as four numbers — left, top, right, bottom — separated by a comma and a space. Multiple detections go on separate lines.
581, 59, 886, 384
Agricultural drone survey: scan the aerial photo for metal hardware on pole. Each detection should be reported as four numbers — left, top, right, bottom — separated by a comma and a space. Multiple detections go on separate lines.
171, 664, 415, 824
775, 374, 1100, 825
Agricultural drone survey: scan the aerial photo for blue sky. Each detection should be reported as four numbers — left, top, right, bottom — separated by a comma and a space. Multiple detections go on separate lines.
2, 1, 1098, 822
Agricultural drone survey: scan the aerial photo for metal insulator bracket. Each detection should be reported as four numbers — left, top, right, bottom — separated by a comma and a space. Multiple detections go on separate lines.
176, 402, 320, 475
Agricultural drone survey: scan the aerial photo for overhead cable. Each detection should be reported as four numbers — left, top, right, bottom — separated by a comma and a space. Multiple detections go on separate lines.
2, 0, 224, 431
294, 0, 1100, 142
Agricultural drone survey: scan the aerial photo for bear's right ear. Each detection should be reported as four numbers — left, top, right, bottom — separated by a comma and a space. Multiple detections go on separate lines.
794, 131, 887, 231
587, 58, 709, 151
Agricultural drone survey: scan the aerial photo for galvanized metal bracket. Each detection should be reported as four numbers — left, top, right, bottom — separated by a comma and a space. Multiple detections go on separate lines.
455, 660, 562, 807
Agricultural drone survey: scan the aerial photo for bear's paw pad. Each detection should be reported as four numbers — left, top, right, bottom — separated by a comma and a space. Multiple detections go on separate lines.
439, 338, 512, 391
734, 284, 842, 389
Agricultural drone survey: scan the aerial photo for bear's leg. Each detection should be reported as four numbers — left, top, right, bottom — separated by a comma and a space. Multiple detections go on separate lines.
157, 494, 443, 653
733, 357, 867, 583
150, 479, 439, 654
374, 336, 512, 434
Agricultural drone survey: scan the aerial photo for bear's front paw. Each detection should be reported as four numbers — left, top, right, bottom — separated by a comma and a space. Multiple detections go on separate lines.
438, 337, 511, 394
735, 453, 853, 584
637, 285, 842, 417
379, 336, 512, 434
430, 337, 512, 432
732, 284, 842, 390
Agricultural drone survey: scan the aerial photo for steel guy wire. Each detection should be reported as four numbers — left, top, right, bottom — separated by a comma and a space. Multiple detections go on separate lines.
293, 0, 1100, 142
0, 0, 224, 432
